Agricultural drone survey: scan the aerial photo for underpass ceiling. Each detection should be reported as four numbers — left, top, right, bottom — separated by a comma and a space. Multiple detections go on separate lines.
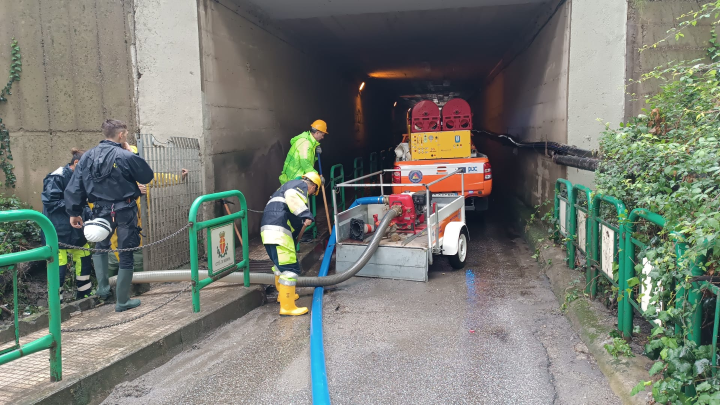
246, 0, 548, 103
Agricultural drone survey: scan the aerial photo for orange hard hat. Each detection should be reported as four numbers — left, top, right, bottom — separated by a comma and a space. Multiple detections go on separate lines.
311, 120, 328, 134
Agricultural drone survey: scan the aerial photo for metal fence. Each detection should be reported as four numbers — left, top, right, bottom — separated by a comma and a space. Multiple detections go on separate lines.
136, 134, 203, 270
553, 178, 712, 344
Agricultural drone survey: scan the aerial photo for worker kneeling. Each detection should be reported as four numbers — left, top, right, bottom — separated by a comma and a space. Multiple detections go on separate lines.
261, 172, 321, 316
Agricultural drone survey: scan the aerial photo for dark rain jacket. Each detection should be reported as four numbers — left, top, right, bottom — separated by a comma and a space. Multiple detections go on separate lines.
260, 180, 315, 250
65, 140, 154, 217
41, 165, 91, 246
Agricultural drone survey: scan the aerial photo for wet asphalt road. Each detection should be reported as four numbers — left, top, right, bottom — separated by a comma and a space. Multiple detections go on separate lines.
102, 214, 619, 405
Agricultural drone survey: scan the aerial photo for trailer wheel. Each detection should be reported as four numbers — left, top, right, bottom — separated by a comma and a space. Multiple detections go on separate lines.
449, 230, 468, 269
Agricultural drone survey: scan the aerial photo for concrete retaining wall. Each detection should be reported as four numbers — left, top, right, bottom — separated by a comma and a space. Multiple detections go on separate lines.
0, 0, 136, 210
626, 0, 715, 120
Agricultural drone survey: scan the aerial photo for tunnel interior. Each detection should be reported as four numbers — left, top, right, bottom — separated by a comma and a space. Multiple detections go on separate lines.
204, 0, 570, 225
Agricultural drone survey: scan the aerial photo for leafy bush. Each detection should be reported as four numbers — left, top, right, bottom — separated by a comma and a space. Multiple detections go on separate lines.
0, 194, 41, 284
597, 56, 720, 402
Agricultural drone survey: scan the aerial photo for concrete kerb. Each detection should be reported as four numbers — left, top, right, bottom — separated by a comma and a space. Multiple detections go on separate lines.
10, 234, 329, 405
0, 231, 329, 347
25, 287, 265, 405
513, 198, 653, 405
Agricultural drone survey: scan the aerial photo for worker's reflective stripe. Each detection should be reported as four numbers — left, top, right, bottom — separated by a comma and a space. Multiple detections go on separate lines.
77, 282, 92, 291
284, 189, 309, 216
261, 230, 295, 251
260, 225, 293, 238
277, 245, 298, 265
76, 275, 90, 281
267, 197, 286, 205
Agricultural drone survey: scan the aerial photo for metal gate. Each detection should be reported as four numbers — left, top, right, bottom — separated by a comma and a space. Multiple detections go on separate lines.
136, 134, 203, 270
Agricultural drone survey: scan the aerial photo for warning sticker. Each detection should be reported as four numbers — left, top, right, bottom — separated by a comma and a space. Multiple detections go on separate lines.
409, 170, 423, 183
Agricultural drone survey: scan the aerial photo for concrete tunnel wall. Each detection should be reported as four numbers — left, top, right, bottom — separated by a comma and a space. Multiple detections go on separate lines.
472, 0, 628, 209
197, 0, 394, 234
0, 0, 136, 210
472, 0, 570, 209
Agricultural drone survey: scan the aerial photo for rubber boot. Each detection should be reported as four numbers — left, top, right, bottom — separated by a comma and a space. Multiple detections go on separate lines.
92, 253, 112, 300
274, 267, 298, 302
278, 272, 307, 316
115, 268, 141, 312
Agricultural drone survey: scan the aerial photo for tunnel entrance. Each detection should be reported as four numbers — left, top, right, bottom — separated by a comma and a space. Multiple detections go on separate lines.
196, 0, 597, 231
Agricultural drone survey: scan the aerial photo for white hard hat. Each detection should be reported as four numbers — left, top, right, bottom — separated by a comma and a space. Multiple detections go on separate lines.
84, 218, 112, 243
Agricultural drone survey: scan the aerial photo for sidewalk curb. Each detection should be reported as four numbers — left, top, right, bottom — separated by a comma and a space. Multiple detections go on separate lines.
23, 287, 265, 405
513, 198, 652, 405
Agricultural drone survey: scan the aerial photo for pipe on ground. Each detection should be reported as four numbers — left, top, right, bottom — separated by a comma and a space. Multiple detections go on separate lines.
109, 197, 398, 289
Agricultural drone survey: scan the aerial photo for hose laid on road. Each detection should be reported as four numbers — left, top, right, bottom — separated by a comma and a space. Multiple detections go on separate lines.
109, 197, 396, 288
309, 196, 386, 404
108, 196, 392, 405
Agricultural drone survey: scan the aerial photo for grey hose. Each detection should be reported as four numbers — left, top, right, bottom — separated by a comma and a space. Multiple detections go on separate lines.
109, 206, 400, 288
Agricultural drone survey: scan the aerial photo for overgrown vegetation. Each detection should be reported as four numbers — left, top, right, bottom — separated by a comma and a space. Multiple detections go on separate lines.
0, 194, 41, 306
0, 38, 21, 188
596, 3, 720, 401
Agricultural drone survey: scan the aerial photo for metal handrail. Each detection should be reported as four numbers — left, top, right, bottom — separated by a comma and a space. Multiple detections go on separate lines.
188, 190, 249, 313
0, 209, 62, 381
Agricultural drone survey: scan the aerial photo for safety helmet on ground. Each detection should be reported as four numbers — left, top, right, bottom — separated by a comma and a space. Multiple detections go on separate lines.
311, 120, 328, 134
83, 218, 112, 243
302, 172, 322, 195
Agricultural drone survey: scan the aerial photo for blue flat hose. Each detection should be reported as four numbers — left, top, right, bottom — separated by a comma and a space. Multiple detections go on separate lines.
310, 196, 385, 404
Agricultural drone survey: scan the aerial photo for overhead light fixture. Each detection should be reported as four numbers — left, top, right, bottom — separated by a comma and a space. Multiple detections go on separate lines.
359, 82, 365, 91
393, 101, 397, 107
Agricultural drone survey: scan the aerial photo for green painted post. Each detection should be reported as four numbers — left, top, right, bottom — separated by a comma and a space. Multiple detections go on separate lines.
622, 209, 665, 339
0, 210, 62, 381
572, 185, 593, 293
590, 195, 627, 330
555, 179, 575, 269
330, 164, 345, 215
188, 190, 249, 313
712, 286, 720, 377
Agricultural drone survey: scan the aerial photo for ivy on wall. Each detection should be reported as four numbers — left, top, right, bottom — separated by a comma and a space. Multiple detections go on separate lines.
0, 39, 21, 188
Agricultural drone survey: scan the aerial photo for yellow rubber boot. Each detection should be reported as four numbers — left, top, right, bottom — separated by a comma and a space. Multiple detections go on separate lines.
274, 269, 298, 301
278, 273, 307, 316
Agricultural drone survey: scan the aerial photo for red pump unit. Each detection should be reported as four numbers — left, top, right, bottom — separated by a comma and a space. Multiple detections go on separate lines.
410, 100, 441, 132
387, 192, 431, 234
442, 98, 472, 130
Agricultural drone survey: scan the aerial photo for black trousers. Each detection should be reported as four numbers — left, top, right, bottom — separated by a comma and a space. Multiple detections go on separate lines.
94, 205, 140, 269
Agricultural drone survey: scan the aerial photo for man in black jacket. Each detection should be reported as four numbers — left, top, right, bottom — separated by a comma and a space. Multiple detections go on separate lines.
65, 119, 154, 312
41, 148, 92, 302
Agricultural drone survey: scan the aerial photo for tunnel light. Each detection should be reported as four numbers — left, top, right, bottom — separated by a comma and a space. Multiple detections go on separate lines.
359, 82, 365, 91
394, 101, 397, 107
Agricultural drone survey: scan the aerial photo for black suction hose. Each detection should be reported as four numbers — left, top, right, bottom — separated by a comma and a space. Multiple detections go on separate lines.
247, 206, 400, 287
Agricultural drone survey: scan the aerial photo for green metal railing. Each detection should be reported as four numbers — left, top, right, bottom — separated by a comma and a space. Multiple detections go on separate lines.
188, 190, 249, 313
0, 210, 62, 381
553, 179, 575, 268
330, 164, 345, 215
369, 152, 378, 174
553, 179, 712, 343
622, 208, 665, 338
588, 194, 627, 303
353, 157, 364, 201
